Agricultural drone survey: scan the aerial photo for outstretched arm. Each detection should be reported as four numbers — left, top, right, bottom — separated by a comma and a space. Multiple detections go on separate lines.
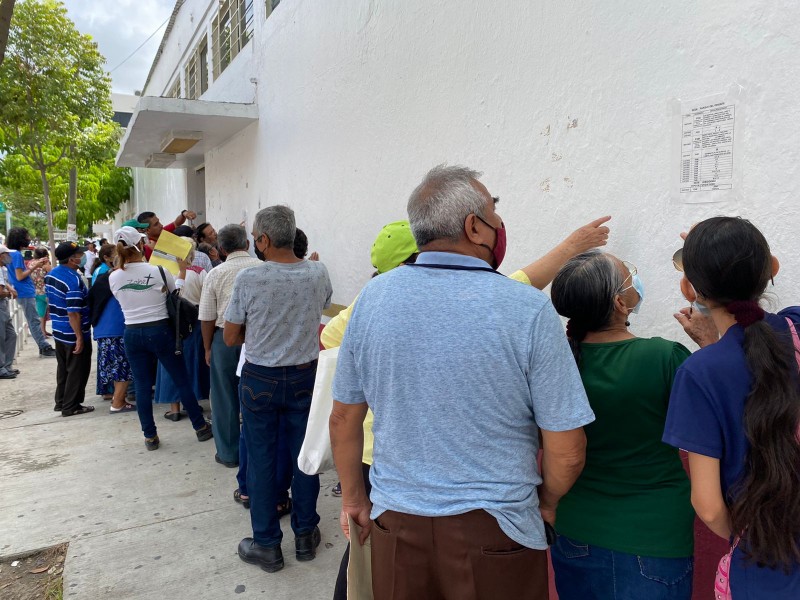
520, 216, 611, 289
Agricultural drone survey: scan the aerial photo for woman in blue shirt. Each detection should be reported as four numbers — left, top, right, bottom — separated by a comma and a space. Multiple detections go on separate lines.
663, 217, 800, 599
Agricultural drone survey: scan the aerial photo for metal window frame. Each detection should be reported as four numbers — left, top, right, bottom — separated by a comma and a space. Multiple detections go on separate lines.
185, 38, 209, 100
212, 0, 254, 79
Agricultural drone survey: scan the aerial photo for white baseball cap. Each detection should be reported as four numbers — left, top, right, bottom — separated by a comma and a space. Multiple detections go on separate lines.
113, 226, 147, 248
0, 244, 9, 254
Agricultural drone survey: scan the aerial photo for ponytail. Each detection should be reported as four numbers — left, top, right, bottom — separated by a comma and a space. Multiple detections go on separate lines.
729, 318, 800, 570
683, 217, 800, 571
116, 242, 141, 270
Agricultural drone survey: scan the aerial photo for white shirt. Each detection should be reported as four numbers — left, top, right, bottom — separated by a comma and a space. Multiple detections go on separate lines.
198, 251, 261, 327
83, 250, 97, 279
180, 269, 206, 306
109, 262, 183, 325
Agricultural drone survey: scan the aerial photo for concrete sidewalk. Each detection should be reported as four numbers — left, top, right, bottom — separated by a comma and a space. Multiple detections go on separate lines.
0, 340, 345, 599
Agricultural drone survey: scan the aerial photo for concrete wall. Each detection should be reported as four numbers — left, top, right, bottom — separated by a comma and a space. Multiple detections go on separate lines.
148, 0, 800, 344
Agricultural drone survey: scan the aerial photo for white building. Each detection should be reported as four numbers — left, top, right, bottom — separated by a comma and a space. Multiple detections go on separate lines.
117, 0, 800, 341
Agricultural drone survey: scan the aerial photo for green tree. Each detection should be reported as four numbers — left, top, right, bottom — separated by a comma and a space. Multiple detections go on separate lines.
0, 0, 112, 252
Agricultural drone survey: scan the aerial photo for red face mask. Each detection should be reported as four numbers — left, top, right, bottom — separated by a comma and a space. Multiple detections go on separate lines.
476, 216, 507, 269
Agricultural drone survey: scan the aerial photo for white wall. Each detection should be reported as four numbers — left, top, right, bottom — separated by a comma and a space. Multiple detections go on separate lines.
160, 0, 800, 345
132, 168, 188, 225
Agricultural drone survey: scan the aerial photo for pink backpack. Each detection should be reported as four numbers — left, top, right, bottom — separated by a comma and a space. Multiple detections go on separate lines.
714, 316, 800, 599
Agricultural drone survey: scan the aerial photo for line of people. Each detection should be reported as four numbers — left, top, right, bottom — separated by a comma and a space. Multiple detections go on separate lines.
3, 163, 797, 599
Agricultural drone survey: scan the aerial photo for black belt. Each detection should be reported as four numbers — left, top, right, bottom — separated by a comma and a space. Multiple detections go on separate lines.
244, 359, 318, 370
126, 319, 170, 329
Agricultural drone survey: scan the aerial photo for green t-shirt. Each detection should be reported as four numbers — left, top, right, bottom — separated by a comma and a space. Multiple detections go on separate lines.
555, 337, 695, 558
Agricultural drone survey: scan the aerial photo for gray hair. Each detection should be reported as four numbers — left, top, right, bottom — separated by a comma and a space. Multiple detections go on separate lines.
551, 251, 625, 336
406, 164, 487, 247
217, 224, 248, 253
253, 205, 296, 249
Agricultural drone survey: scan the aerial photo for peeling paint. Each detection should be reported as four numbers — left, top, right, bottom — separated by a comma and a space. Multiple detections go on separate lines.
568, 118, 579, 129
563, 177, 574, 188
539, 178, 551, 193
540, 125, 550, 136
551, 152, 562, 162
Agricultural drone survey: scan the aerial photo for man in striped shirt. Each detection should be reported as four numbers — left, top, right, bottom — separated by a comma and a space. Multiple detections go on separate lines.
45, 242, 94, 417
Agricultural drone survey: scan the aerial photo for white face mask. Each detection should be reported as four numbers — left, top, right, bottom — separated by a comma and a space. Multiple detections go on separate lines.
688, 283, 713, 315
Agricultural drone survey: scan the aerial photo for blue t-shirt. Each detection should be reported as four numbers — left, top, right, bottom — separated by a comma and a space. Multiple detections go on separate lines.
6, 250, 35, 298
663, 308, 800, 598
45, 265, 90, 345
333, 252, 595, 550
92, 262, 110, 286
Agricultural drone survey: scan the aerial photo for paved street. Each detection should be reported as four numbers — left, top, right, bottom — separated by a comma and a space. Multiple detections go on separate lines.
0, 338, 344, 599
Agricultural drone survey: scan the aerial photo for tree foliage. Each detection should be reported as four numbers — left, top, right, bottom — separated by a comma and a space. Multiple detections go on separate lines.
0, 0, 113, 250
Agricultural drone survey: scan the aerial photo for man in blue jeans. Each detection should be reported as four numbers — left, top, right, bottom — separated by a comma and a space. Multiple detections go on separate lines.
224, 205, 332, 573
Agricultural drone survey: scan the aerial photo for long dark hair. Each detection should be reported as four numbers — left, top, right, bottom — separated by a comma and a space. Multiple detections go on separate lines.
551, 250, 624, 364
683, 216, 800, 570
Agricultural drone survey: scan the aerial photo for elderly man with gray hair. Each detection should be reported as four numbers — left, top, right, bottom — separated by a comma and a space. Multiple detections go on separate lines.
224, 206, 332, 574
199, 224, 261, 467
330, 165, 596, 599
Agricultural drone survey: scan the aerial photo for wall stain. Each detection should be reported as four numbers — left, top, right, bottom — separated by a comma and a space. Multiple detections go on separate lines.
540, 178, 551, 193
551, 152, 562, 162
568, 118, 579, 129
563, 177, 574, 188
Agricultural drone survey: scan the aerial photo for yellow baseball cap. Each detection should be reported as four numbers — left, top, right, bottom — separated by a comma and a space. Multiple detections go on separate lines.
370, 221, 419, 274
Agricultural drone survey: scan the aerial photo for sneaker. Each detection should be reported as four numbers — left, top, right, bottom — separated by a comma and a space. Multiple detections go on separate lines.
39, 346, 56, 358
145, 435, 160, 451
195, 423, 213, 442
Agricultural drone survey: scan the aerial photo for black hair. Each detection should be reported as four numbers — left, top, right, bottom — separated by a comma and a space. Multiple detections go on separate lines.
6, 227, 30, 251
551, 251, 624, 363
293, 228, 309, 259
173, 225, 194, 238
136, 211, 155, 224
684, 216, 800, 571
195, 223, 213, 243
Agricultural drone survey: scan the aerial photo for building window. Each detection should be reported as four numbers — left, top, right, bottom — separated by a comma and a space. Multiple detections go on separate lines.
167, 79, 181, 98
212, 0, 254, 79
185, 38, 209, 100
266, 0, 280, 18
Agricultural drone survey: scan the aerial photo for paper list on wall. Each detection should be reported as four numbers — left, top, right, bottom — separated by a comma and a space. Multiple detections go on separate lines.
679, 102, 735, 193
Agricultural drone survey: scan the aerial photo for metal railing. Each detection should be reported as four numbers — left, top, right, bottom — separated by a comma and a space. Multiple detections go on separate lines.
9, 298, 29, 357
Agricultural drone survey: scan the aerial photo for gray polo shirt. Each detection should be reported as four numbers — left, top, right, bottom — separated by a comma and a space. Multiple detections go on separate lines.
224, 260, 332, 367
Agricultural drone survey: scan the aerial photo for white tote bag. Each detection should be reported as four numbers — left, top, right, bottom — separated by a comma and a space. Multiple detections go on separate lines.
298, 346, 339, 475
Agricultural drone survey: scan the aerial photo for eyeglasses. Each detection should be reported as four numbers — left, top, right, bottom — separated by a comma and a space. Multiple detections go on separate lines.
672, 248, 684, 272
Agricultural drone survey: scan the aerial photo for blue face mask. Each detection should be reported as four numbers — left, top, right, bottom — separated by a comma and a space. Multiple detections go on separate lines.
630, 273, 644, 314
79, 254, 87, 268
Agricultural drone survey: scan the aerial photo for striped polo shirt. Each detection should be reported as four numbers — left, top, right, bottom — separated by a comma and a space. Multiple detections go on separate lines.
45, 265, 90, 344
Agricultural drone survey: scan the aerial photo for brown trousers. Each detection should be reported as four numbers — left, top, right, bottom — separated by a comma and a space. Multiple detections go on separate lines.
371, 509, 549, 600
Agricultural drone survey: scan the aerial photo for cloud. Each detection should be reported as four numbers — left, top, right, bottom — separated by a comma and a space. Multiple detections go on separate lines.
62, 0, 175, 94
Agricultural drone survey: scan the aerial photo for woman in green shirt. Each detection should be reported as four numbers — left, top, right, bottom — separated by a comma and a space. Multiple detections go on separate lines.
549, 250, 694, 600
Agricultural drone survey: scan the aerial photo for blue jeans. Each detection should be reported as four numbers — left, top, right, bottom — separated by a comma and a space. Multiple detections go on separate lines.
240, 361, 320, 547
236, 419, 291, 506
19, 295, 50, 350
551, 534, 693, 600
123, 324, 207, 439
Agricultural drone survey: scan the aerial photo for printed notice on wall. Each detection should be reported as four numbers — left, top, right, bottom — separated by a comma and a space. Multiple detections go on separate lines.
671, 85, 744, 204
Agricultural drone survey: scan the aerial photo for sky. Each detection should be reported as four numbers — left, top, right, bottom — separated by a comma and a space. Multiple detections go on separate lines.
61, 0, 176, 95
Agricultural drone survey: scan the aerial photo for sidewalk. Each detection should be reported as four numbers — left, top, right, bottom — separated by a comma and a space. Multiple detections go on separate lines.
0, 340, 345, 599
